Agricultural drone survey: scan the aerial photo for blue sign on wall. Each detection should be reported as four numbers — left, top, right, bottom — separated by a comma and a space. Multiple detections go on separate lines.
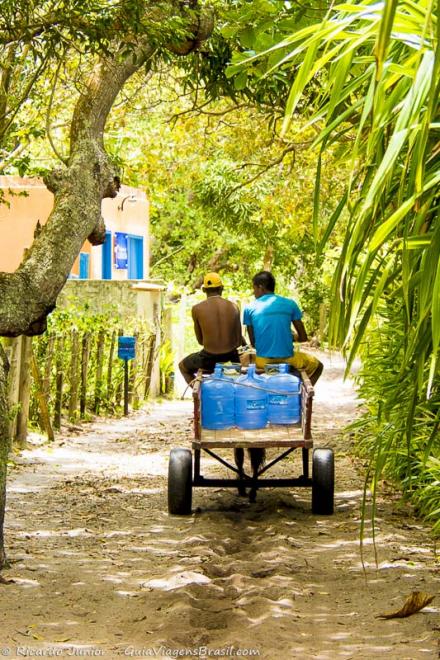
114, 232, 128, 269
118, 336, 136, 361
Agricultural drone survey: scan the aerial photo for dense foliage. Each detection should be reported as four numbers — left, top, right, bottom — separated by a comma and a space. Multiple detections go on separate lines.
104, 85, 347, 331
229, 0, 439, 528
1, 0, 439, 534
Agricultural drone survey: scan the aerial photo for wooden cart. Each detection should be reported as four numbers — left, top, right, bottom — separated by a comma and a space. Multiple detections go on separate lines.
168, 369, 334, 515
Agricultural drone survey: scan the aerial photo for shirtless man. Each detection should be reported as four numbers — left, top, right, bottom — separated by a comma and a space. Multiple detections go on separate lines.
178, 272, 244, 385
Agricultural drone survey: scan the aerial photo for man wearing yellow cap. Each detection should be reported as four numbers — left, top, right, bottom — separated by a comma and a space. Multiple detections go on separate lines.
179, 272, 244, 385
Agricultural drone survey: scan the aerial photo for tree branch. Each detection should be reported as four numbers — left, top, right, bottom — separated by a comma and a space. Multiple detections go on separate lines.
46, 56, 69, 165
0, 4, 215, 337
225, 144, 297, 198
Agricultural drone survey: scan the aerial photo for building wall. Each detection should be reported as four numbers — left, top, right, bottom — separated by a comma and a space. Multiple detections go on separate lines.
0, 176, 149, 278
91, 193, 150, 280
0, 177, 54, 272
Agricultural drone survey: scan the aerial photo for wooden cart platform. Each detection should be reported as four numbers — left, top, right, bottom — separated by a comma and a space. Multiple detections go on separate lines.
195, 425, 312, 449
167, 365, 334, 515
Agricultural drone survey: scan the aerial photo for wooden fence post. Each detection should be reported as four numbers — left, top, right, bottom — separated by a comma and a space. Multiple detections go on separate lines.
114, 328, 123, 408
129, 331, 139, 408
94, 330, 105, 414
80, 332, 91, 418
16, 336, 32, 447
144, 334, 156, 398
53, 335, 64, 430
106, 330, 116, 406
7, 337, 22, 443
68, 329, 80, 421
30, 344, 54, 442
43, 335, 55, 399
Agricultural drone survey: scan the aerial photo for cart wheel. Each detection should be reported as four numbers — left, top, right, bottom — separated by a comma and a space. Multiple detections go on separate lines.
312, 448, 334, 515
168, 448, 193, 515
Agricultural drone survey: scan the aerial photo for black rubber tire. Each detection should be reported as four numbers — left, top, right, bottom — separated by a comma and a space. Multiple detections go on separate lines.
168, 448, 193, 515
312, 448, 334, 515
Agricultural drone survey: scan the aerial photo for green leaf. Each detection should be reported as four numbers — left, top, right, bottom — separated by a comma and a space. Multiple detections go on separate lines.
233, 71, 248, 90
375, 0, 399, 80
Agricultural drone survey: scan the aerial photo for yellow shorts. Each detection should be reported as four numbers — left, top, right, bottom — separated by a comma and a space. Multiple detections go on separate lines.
255, 352, 320, 378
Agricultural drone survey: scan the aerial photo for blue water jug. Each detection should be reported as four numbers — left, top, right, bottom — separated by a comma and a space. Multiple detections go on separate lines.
235, 365, 268, 430
265, 364, 301, 424
201, 365, 235, 430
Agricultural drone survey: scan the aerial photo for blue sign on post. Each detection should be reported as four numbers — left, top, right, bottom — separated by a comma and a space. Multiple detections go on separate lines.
119, 336, 136, 416
118, 336, 136, 361
114, 232, 128, 270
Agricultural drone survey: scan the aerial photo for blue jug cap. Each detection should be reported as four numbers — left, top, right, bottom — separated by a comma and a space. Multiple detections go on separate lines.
280, 364, 289, 373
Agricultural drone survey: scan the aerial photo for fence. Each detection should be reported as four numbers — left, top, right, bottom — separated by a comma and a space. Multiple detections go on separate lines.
3, 320, 157, 446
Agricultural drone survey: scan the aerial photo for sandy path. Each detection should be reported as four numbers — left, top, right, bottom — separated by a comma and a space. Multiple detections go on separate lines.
0, 353, 439, 659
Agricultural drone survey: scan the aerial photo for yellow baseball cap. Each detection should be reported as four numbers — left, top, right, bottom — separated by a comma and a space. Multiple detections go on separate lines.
203, 272, 223, 288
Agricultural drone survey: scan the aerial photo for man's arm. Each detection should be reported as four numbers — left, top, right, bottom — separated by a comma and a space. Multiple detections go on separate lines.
192, 308, 204, 345
292, 319, 308, 343
234, 308, 247, 346
246, 325, 255, 348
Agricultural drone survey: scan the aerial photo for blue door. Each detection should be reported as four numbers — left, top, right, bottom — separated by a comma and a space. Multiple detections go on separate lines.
79, 253, 90, 279
127, 235, 144, 279
102, 231, 112, 279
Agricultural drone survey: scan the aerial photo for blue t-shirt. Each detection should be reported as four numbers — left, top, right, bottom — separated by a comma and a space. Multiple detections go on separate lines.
243, 294, 302, 358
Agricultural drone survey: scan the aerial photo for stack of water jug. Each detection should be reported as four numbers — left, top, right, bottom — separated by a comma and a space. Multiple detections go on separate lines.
201, 363, 301, 430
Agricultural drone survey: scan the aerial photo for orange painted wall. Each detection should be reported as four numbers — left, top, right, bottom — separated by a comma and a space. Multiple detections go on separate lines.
0, 177, 54, 272
0, 176, 149, 278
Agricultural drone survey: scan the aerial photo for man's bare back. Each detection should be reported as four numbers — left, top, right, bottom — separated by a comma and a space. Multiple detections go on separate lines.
192, 296, 242, 354
178, 272, 244, 385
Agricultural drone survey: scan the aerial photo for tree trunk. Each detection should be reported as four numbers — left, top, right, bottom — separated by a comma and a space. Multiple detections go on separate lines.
263, 245, 274, 270
16, 336, 32, 448
0, 344, 10, 568
0, 0, 213, 572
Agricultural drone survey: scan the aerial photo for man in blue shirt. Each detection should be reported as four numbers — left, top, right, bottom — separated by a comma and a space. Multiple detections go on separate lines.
243, 271, 323, 384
